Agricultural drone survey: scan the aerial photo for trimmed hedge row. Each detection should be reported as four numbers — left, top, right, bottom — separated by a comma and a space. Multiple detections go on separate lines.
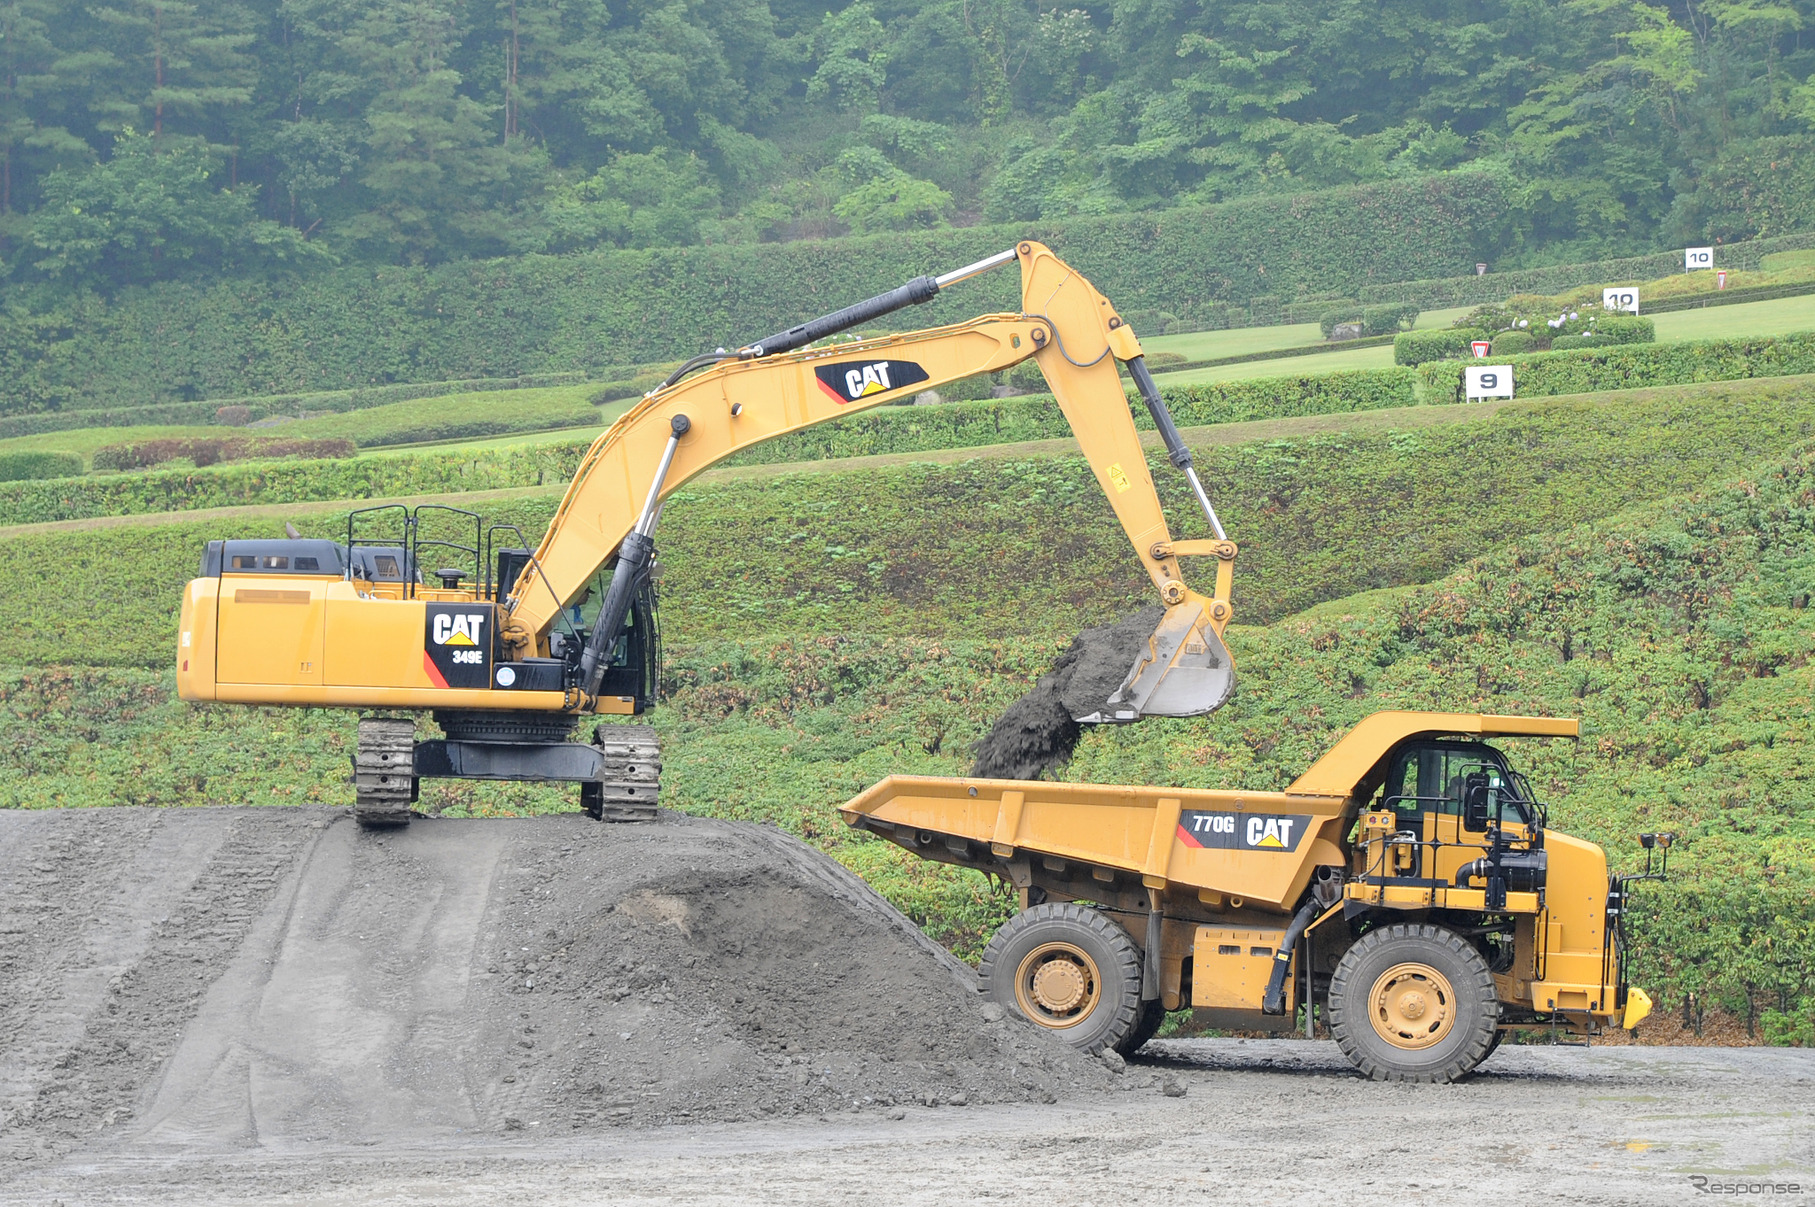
1395, 328, 1490, 365
0, 372, 594, 440
0, 371, 1420, 524
1416, 330, 1815, 398
0, 450, 83, 482
0, 174, 1507, 417
1360, 230, 1815, 309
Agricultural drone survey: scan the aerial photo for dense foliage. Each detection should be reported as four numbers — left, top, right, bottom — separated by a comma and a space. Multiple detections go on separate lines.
1418, 330, 1815, 398
5, 0, 1815, 298
0, 176, 1498, 414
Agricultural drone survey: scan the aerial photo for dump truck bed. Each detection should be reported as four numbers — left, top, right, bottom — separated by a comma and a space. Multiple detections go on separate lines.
841, 776, 1345, 915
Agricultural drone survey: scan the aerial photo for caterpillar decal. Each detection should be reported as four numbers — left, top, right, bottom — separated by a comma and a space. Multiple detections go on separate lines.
1176, 811, 1312, 853
813, 359, 931, 404
423, 603, 492, 689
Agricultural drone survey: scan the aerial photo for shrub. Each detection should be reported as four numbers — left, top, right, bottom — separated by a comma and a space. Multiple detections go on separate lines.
0, 450, 83, 481
1548, 334, 1593, 351
1597, 315, 1654, 344
1417, 330, 1815, 398
90, 436, 357, 471
1319, 306, 1363, 339
1395, 327, 1488, 366
1491, 331, 1535, 355
215, 405, 251, 426
1361, 303, 1419, 336
1124, 309, 1178, 335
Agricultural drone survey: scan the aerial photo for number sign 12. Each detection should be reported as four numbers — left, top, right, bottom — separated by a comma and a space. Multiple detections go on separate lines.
1603, 287, 1640, 313
1465, 365, 1514, 400
1685, 247, 1714, 270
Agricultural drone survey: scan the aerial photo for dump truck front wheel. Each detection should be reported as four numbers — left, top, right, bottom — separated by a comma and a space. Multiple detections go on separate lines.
979, 903, 1143, 1055
1328, 922, 1498, 1083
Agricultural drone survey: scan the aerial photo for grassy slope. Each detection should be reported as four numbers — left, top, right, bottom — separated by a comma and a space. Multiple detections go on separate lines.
6, 381, 1812, 671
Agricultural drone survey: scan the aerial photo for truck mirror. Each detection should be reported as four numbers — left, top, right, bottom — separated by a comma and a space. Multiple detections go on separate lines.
1462, 772, 1492, 831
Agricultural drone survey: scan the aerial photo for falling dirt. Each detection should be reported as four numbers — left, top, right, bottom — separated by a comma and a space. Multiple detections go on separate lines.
969, 606, 1163, 780
0, 807, 1112, 1165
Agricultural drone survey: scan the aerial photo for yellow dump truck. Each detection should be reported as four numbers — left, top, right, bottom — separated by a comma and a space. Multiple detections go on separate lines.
841, 711, 1662, 1082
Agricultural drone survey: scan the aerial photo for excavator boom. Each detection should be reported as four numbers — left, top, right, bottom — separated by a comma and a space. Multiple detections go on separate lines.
506, 240, 1237, 721
175, 241, 1240, 824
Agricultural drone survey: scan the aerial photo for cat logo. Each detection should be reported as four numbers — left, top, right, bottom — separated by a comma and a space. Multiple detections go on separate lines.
423, 603, 492, 689
813, 358, 931, 404
1176, 810, 1311, 853
432, 612, 485, 646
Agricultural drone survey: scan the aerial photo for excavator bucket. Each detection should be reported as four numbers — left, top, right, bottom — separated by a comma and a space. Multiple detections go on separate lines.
1092, 600, 1235, 723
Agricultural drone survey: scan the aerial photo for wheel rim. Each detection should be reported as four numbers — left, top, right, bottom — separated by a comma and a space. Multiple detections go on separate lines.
1013, 941, 1101, 1030
1368, 961, 1457, 1050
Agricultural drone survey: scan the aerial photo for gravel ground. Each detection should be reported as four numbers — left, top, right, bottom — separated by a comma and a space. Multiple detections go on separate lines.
5, 1042, 1809, 1205
2, 806, 1808, 1205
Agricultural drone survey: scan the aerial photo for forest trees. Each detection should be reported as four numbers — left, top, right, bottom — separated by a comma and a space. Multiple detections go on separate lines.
0, 0, 1814, 294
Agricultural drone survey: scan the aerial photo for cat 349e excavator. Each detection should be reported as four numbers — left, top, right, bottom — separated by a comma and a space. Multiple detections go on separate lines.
176, 242, 1241, 825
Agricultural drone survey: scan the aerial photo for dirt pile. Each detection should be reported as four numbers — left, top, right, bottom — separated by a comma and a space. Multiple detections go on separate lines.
969, 606, 1163, 779
0, 808, 1111, 1162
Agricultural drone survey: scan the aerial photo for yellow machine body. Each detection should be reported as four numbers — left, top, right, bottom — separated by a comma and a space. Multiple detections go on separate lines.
176, 241, 1236, 723
840, 711, 1651, 1035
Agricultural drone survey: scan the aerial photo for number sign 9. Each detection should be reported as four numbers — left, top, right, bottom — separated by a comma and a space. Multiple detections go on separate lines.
1465, 365, 1514, 400
1602, 287, 1640, 313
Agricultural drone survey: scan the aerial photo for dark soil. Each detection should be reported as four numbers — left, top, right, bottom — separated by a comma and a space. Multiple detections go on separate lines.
969, 606, 1163, 779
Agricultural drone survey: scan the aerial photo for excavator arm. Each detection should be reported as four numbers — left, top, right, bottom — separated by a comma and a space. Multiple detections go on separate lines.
507, 240, 1238, 722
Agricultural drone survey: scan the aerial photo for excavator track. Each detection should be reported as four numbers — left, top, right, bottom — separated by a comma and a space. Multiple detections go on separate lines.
583, 725, 662, 822
354, 717, 417, 828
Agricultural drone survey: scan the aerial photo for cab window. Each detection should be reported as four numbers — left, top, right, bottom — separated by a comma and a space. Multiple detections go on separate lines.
1381, 743, 1530, 825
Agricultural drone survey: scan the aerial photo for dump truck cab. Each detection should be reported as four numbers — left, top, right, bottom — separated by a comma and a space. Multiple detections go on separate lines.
840, 710, 1660, 1083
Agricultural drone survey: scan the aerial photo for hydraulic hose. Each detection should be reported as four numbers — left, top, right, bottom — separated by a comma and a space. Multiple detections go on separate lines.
1261, 899, 1321, 1015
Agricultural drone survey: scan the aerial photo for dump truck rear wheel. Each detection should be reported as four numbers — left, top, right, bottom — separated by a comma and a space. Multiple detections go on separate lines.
1120, 999, 1167, 1056
979, 903, 1142, 1055
1328, 922, 1498, 1083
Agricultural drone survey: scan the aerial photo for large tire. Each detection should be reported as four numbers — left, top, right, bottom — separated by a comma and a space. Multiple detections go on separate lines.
1120, 999, 1167, 1056
979, 903, 1143, 1055
1328, 922, 1499, 1083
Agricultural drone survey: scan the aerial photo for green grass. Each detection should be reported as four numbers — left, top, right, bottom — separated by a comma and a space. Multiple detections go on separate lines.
1650, 293, 1815, 343
1140, 307, 1475, 365
1155, 342, 1398, 385
0, 425, 221, 468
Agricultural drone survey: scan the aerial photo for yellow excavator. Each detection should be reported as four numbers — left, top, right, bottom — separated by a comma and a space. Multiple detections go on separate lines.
176, 242, 1241, 824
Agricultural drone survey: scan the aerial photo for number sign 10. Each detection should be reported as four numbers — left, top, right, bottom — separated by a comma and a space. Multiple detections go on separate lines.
1685, 247, 1714, 270
1603, 287, 1640, 313
1465, 365, 1514, 400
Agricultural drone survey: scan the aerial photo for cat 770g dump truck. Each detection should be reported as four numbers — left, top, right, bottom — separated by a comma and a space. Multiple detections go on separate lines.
841, 711, 1667, 1083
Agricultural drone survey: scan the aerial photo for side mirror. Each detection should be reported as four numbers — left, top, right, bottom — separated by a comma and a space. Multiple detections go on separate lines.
1462, 772, 1492, 831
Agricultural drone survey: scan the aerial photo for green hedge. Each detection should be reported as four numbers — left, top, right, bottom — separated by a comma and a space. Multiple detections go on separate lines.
1417, 330, 1815, 398
0, 450, 82, 482
0, 373, 594, 440
0, 371, 1420, 524
1359, 230, 1815, 309
1394, 328, 1489, 366
0, 174, 1508, 417
1319, 303, 1418, 339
